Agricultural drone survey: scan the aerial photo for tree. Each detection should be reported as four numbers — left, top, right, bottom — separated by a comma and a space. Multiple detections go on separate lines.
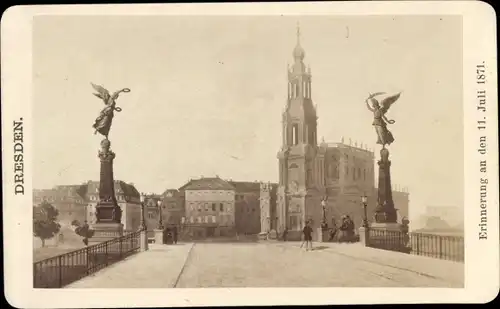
33, 201, 61, 247
72, 220, 95, 246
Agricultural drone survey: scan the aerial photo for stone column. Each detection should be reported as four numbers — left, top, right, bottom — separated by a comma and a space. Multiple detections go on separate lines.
89, 139, 123, 245
373, 148, 398, 224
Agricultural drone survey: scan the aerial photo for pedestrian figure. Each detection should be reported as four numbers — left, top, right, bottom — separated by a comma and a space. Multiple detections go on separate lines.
283, 226, 288, 242
173, 225, 178, 244
302, 221, 313, 251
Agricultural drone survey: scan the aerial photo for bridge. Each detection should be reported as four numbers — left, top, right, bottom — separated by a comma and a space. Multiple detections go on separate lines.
58, 240, 463, 288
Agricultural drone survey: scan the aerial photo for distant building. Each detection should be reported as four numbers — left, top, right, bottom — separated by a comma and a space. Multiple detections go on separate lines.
33, 185, 88, 225
229, 181, 262, 235
33, 180, 141, 233
160, 189, 184, 226
425, 205, 463, 228
141, 194, 163, 238
180, 177, 236, 239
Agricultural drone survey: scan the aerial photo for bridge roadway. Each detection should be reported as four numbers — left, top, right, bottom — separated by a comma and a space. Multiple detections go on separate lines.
66, 241, 464, 288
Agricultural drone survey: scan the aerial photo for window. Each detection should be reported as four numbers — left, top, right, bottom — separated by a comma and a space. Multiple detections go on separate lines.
148, 212, 154, 219
220, 203, 224, 211
353, 167, 356, 180
198, 204, 202, 212
363, 169, 366, 181
204, 203, 209, 211
292, 124, 299, 145
358, 168, 361, 179
212, 215, 216, 223
212, 203, 216, 211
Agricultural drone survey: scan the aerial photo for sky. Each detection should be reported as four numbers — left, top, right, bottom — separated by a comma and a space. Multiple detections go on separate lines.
33, 15, 463, 219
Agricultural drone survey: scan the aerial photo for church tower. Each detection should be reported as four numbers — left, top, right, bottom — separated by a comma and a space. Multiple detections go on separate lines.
276, 24, 326, 238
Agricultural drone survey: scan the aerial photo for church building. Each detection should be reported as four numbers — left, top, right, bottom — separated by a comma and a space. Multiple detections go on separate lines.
261, 26, 408, 241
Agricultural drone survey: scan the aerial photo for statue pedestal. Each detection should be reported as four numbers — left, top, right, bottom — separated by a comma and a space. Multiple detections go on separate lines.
359, 226, 370, 246
140, 229, 148, 251
88, 222, 124, 245
154, 229, 165, 245
316, 228, 329, 242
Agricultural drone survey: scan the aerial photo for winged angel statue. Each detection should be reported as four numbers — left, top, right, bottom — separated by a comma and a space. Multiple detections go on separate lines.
365, 92, 401, 148
91, 83, 130, 139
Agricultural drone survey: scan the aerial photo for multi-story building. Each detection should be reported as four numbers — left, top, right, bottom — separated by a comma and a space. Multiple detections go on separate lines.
160, 189, 185, 226
180, 177, 236, 239
33, 185, 88, 226
264, 27, 410, 240
230, 181, 261, 235
33, 180, 142, 233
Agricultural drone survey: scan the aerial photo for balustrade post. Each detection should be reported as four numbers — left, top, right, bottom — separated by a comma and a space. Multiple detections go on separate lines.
105, 241, 109, 266
416, 235, 420, 256
119, 237, 123, 259
58, 255, 63, 288
86, 247, 90, 275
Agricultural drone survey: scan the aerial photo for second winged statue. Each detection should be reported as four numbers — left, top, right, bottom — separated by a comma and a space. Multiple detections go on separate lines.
91, 83, 131, 139
365, 92, 401, 148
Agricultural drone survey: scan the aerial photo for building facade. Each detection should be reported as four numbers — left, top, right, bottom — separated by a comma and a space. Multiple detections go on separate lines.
230, 181, 261, 235
160, 189, 185, 226
181, 177, 237, 239
33, 180, 142, 233
265, 27, 410, 240
33, 185, 88, 226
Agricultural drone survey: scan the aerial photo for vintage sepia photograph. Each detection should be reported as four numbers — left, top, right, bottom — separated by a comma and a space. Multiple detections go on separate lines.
31, 13, 465, 289
2, 2, 498, 307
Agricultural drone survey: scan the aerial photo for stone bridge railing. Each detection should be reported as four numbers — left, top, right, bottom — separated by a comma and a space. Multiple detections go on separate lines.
365, 227, 464, 263
33, 229, 143, 288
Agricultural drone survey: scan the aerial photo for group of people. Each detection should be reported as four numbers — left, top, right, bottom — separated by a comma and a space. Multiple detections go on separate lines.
275, 214, 357, 250
164, 225, 178, 244
329, 215, 356, 242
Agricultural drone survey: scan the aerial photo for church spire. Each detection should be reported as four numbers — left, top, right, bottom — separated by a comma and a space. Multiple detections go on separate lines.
293, 22, 305, 61
296, 22, 301, 44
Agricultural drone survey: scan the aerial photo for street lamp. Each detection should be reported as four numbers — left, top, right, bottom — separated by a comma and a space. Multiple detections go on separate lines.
361, 195, 368, 228
157, 199, 164, 230
139, 193, 147, 231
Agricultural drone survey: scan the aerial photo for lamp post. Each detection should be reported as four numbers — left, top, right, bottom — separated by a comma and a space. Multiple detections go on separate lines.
139, 193, 147, 231
361, 195, 368, 228
139, 193, 148, 251
157, 199, 164, 230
